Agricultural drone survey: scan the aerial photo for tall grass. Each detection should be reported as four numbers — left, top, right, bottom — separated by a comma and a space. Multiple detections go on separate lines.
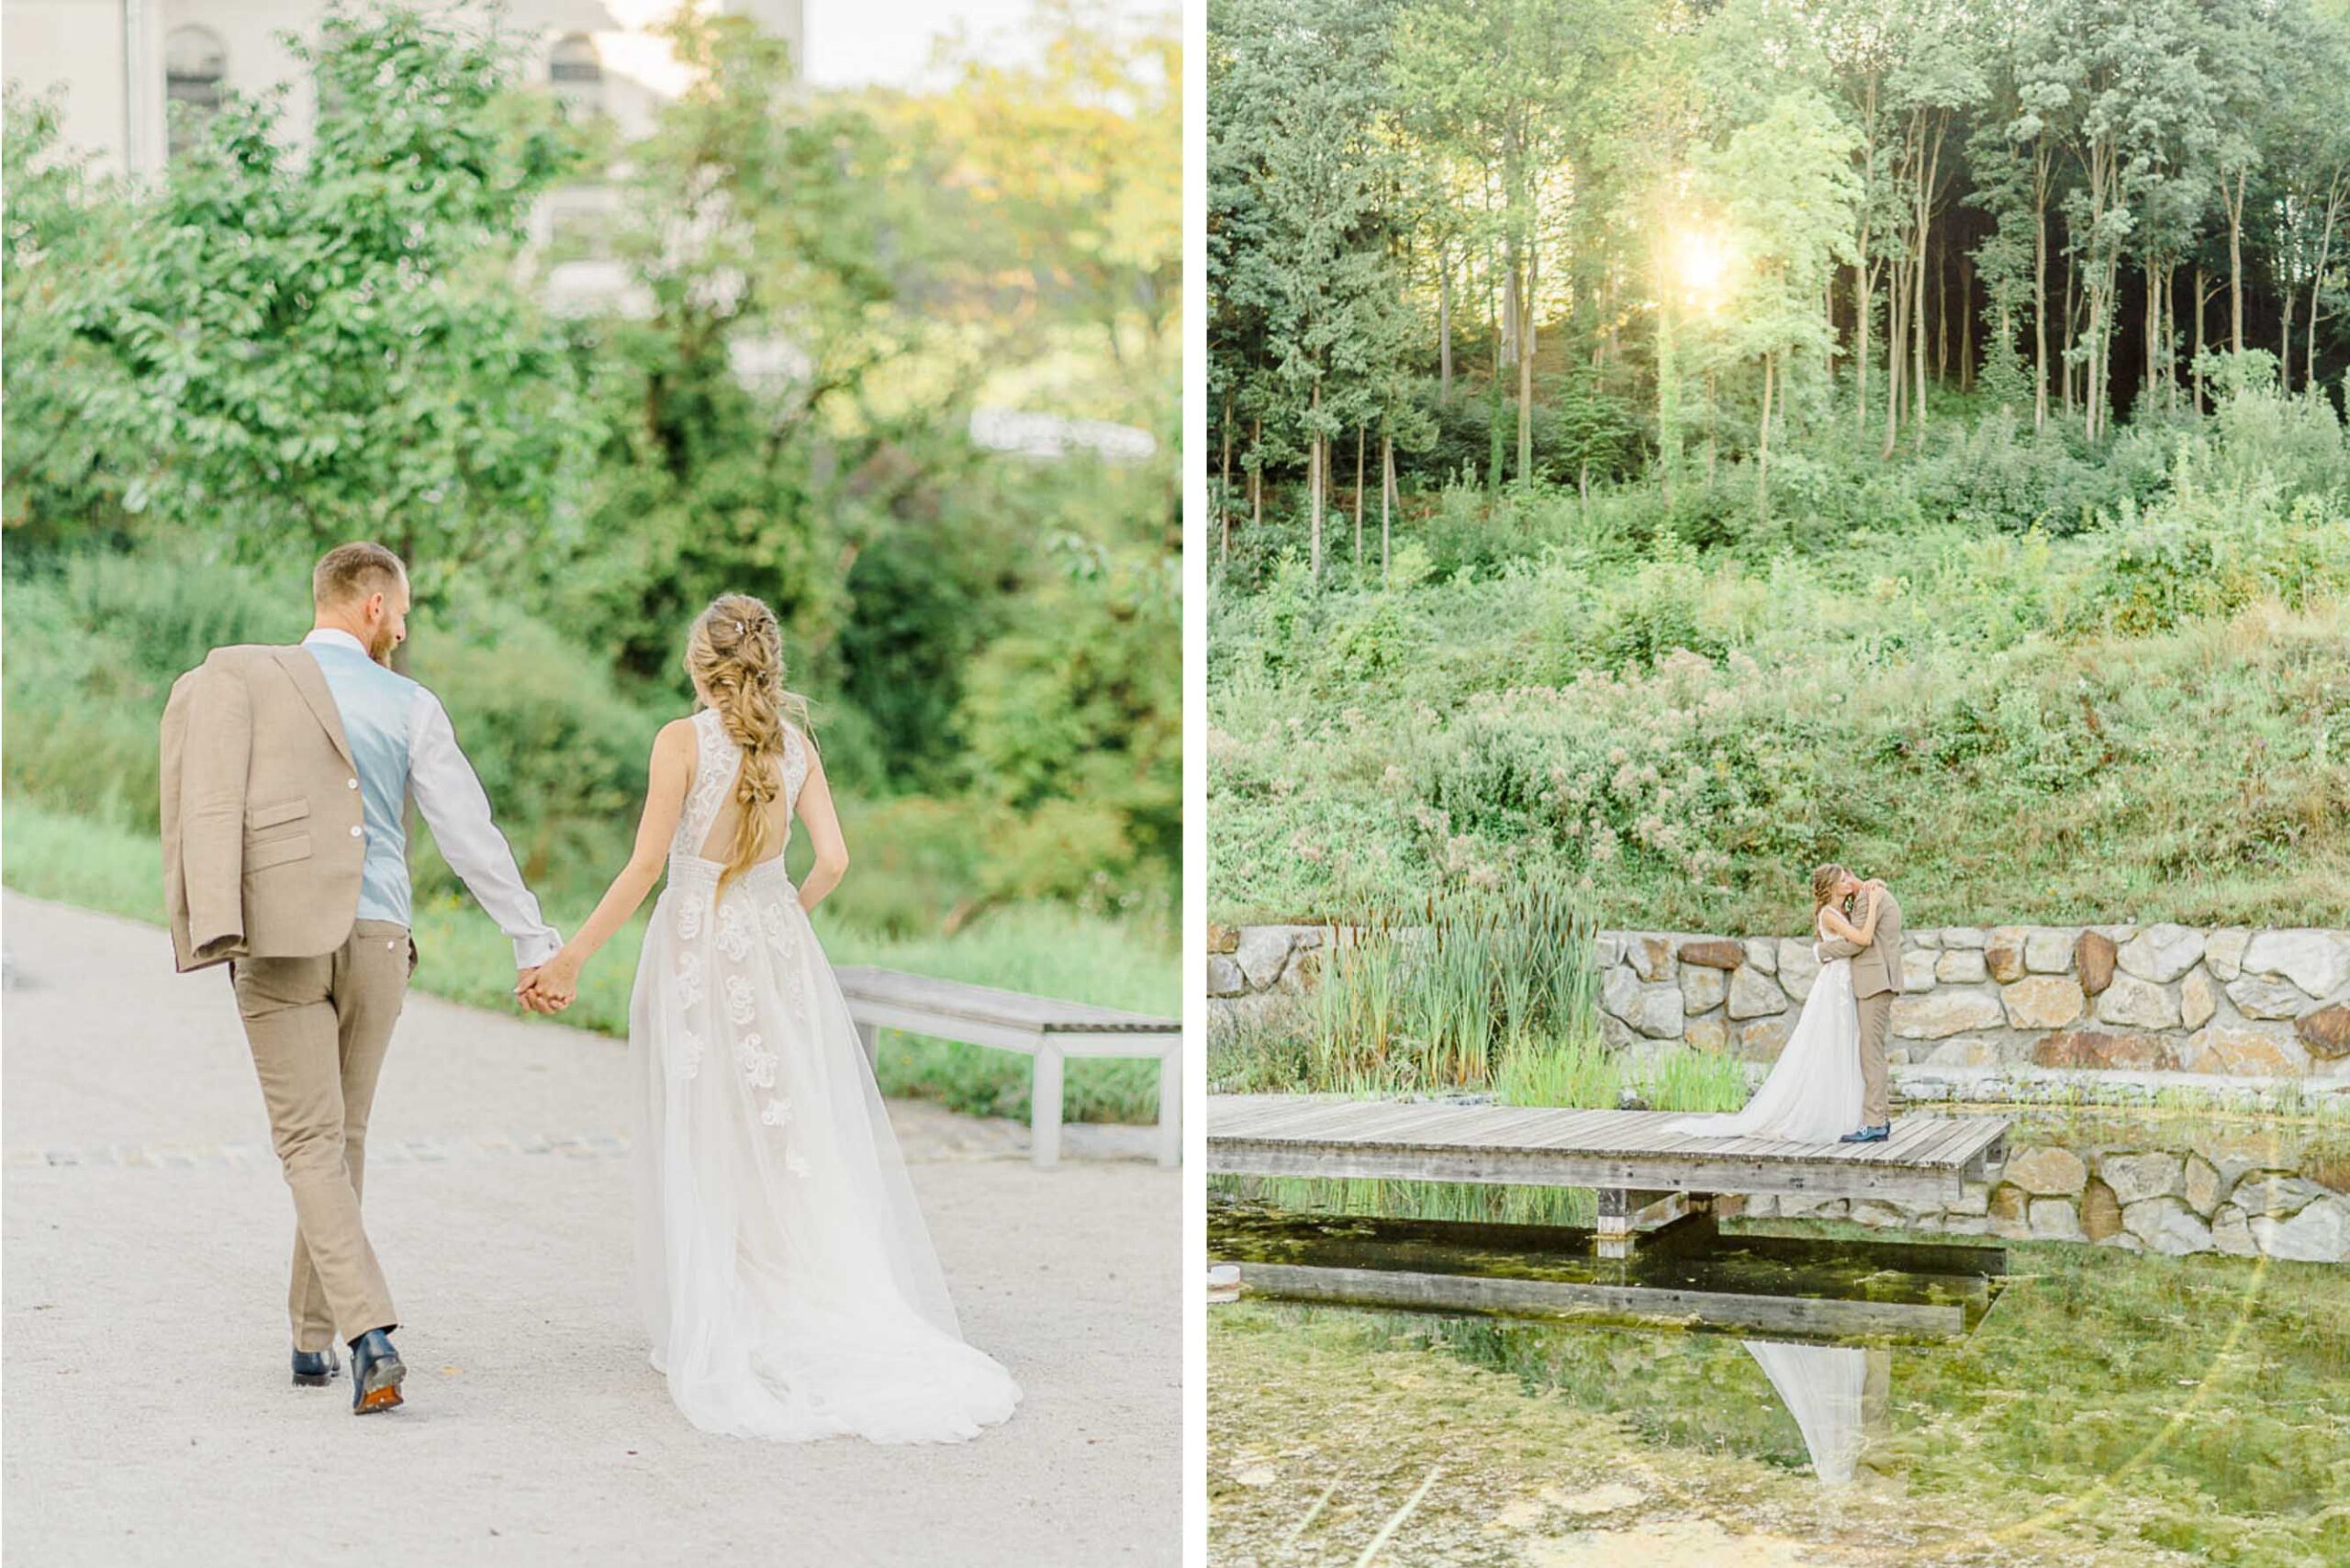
3, 799, 1175, 1123
1308, 879, 1599, 1093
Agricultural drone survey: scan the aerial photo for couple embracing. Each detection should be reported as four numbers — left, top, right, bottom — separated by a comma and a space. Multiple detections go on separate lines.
160, 542, 1019, 1441
1667, 865, 1904, 1147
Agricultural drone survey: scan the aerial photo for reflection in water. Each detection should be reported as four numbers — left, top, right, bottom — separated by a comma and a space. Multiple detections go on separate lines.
1742, 1339, 1875, 1484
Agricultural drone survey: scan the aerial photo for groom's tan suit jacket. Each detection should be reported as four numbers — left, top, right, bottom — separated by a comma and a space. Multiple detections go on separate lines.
161, 644, 369, 971
1817, 885, 1904, 996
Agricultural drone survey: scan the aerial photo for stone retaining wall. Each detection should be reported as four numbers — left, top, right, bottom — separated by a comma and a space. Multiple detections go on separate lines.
1749, 1134, 2350, 1263
1208, 922, 2350, 1079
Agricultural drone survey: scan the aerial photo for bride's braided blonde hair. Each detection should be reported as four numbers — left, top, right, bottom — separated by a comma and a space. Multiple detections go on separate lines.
686, 594, 813, 886
1810, 863, 1850, 930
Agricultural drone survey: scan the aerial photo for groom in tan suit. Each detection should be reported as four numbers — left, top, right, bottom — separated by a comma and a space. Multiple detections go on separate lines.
162, 543, 565, 1413
1815, 868, 1902, 1141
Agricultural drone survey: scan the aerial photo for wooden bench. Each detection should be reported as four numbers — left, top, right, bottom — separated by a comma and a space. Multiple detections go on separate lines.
834, 967, 1181, 1170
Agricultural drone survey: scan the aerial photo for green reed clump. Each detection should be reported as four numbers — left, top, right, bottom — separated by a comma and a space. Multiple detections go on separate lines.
1633, 1044, 1752, 1114
1309, 879, 1600, 1093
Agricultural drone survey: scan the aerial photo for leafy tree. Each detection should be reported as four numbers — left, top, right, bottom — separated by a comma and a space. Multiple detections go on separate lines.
48, 6, 590, 594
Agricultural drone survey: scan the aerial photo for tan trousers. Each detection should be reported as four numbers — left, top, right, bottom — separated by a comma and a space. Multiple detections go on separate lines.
1856, 990, 1892, 1126
231, 920, 413, 1349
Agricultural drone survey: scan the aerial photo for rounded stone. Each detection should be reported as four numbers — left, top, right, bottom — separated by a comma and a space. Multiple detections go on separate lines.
2250, 1197, 2350, 1263
2227, 975, 2312, 1021
2095, 974, 2180, 1030
2028, 1198, 2085, 1239
1985, 927, 2029, 983
2005, 1146, 2088, 1197
2204, 927, 2252, 983
1901, 949, 1941, 991
1734, 1014, 1794, 1063
2003, 975, 2085, 1030
2023, 927, 2080, 973
2185, 1022, 2311, 1077
1631, 984, 1684, 1039
1206, 956, 1247, 997
2181, 969, 2219, 1031
1233, 926, 1294, 991
2297, 1003, 2350, 1060
2100, 1152, 2185, 1205
2240, 930, 2350, 1000
1680, 965, 1727, 1015
1627, 934, 1677, 983
2076, 931, 2119, 996
1743, 938, 1777, 974
1684, 1014, 1729, 1055
2080, 1178, 2123, 1240
1942, 928, 1986, 950
1775, 940, 1822, 1002
2117, 924, 2206, 985
1726, 966, 1789, 1021
1892, 989, 2006, 1040
2031, 1030, 2178, 1070
1677, 938, 1746, 971
1936, 949, 1988, 984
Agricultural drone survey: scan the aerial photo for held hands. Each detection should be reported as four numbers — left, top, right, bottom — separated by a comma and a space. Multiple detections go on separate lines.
515, 950, 582, 1015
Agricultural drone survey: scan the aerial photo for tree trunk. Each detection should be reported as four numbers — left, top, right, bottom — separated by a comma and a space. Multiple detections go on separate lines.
1219, 392, 1232, 562
2033, 181, 2049, 430
1308, 385, 1324, 577
2227, 165, 2247, 354
1250, 415, 1262, 529
1353, 423, 1366, 566
2192, 268, 2208, 413
1757, 351, 1774, 527
1380, 433, 1394, 582
2062, 249, 2076, 418
1438, 245, 1454, 398
2309, 177, 2344, 392
1959, 252, 1974, 392
1516, 237, 1537, 487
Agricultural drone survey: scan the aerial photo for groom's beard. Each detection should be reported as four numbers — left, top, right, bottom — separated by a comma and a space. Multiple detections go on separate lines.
368, 626, 400, 666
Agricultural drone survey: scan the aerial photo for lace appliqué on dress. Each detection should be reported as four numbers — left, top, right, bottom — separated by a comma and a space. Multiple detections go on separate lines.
724, 972, 756, 1025
671, 1027, 705, 1081
677, 950, 706, 1010
717, 901, 755, 961
735, 1032, 779, 1089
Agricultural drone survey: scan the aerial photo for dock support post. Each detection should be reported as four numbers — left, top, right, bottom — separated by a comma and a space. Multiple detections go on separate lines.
1596, 1189, 1717, 1257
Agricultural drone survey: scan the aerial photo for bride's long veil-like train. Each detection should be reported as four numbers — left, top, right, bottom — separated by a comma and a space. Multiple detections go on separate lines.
628, 709, 1021, 1442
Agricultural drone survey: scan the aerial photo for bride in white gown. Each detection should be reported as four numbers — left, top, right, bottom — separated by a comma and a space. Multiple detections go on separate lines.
1664, 869, 1886, 1145
525, 594, 1022, 1442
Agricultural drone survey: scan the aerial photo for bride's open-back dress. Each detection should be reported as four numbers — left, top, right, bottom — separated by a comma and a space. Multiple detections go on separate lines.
1665, 919, 1863, 1145
627, 707, 1022, 1441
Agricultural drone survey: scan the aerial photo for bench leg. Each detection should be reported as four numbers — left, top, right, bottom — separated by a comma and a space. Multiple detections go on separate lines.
856, 1021, 882, 1073
1155, 1044, 1182, 1168
1031, 1045, 1064, 1170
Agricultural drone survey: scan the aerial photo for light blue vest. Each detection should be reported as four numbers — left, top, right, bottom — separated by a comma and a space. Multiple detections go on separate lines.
303, 639, 418, 927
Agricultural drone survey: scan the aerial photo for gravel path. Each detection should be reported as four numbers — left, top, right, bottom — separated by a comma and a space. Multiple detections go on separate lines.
2, 894, 1179, 1567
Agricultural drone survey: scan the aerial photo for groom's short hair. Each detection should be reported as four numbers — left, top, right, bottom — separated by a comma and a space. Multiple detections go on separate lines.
313, 543, 407, 608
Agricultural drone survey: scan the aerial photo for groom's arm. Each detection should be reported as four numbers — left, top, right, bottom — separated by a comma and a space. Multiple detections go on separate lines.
1815, 886, 1881, 960
407, 689, 563, 970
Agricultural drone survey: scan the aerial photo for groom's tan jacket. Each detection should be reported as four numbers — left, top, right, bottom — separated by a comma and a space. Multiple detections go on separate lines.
161, 645, 368, 971
1818, 885, 1905, 998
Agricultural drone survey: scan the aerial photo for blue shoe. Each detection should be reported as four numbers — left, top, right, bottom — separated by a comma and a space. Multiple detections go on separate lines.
291, 1343, 341, 1387
349, 1328, 406, 1415
1839, 1124, 1890, 1144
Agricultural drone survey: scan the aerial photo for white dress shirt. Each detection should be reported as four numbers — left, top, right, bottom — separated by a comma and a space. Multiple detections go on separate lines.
301, 628, 563, 970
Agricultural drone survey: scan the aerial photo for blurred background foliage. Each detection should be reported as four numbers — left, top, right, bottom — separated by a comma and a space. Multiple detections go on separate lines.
3, 1, 1178, 1122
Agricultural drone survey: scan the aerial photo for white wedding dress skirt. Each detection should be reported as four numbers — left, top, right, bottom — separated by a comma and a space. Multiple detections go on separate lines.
626, 710, 1022, 1442
1665, 951, 1863, 1145
1743, 1339, 1868, 1484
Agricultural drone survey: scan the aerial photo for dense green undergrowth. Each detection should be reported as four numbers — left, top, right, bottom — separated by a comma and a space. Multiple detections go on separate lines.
1209, 386, 2350, 932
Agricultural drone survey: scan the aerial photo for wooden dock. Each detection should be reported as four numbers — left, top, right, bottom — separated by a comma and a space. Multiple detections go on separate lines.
1208, 1094, 2009, 1210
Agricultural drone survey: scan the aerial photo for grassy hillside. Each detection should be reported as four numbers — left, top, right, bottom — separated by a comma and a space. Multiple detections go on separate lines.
1209, 390, 2350, 933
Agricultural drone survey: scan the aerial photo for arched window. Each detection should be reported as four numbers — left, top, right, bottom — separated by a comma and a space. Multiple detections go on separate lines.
549, 35, 603, 117
164, 27, 228, 158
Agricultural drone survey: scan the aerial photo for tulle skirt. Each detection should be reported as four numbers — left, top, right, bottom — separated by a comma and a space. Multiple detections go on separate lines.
1665, 958, 1863, 1145
628, 856, 1023, 1442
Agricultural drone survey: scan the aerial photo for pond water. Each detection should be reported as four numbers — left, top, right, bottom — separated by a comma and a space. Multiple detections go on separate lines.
1207, 1109, 2350, 1568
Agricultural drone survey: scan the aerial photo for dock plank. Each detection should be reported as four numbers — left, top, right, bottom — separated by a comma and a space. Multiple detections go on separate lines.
1207, 1094, 2010, 1204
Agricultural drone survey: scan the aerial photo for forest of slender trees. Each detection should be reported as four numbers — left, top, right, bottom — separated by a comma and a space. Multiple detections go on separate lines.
1209, 0, 2350, 564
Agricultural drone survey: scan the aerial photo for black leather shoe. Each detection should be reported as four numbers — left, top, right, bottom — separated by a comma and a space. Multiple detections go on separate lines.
1839, 1124, 1891, 1143
291, 1343, 341, 1387
349, 1328, 406, 1415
